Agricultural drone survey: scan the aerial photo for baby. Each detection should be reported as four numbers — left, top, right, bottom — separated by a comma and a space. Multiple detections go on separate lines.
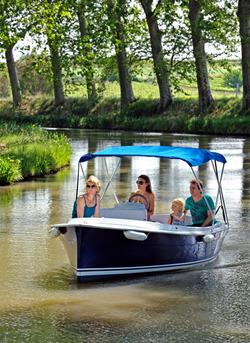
167, 198, 185, 225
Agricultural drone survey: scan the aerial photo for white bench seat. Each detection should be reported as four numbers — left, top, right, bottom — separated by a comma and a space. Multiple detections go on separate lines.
100, 202, 147, 221
151, 214, 193, 225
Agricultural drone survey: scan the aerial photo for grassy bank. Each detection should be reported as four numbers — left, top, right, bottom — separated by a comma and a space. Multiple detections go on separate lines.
0, 122, 71, 185
0, 73, 249, 136
0, 93, 249, 136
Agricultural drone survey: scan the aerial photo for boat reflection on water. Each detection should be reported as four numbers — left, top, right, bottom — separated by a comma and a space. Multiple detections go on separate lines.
50, 145, 229, 281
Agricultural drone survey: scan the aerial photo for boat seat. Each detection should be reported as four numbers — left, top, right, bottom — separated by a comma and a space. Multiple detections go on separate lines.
151, 214, 193, 225
100, 202, 147, 221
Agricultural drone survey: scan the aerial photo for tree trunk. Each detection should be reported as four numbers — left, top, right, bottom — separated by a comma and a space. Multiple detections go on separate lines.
77, 2, 97, 102
140, 0, 172, 112
108, 0, 135, 110
238, 0, 250, 112
188, 0, 214, 114
5, 46, 21, 108
115, 28, 135, 110
48, 39, 65, 106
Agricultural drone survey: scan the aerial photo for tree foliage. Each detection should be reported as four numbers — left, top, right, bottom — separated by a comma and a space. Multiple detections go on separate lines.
0, 0, 242, 113
223, 69, 242, 89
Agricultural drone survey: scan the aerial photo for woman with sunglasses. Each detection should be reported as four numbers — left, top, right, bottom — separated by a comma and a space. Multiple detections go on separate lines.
77, 175, 101, 218
129, 174, 155, 220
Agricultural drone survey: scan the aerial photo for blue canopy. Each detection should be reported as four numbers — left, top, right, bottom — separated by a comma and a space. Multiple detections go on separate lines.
79, 145, 226, 167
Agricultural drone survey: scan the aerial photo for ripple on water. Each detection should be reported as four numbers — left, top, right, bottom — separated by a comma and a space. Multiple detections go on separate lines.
35, 266, 76, 291
0, 132, 250, 342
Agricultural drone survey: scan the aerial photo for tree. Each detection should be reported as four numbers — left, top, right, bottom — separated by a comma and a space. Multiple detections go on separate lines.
0, 0, 25, 107
106, 0, 135, 110
5, 45, 21, 107
47, 38, 65, 106
140, 0, 172, 112
0, 64, 10, 97
17, 54, 53, 95
188, 0, 214, 114
238, 0, 250, 112
75, 0, 97, 103
28, 0, 71, 106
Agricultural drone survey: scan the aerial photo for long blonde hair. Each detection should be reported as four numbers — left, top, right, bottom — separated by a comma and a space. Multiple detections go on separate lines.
86, 175, 101, 193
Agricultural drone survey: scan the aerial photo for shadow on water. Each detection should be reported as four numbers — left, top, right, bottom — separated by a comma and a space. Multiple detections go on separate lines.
36, 251, 250, 292
35, 266, 76, 291
35, 256, 221, 291
30, 263, 250, 343
1, 252, 249, 342
53, 259, 249, 342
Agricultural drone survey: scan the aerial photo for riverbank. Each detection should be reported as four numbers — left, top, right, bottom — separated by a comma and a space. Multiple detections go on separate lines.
0, 122, 71, 185
0, 95, 249, 136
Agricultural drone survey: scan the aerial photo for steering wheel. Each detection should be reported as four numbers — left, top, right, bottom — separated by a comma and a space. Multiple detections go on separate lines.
128, 193, 149, 210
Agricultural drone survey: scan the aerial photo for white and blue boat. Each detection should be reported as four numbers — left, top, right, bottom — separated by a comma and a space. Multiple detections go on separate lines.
50, 145, 229, 281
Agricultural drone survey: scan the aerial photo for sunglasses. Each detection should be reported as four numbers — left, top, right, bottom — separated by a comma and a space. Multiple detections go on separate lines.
136, 180, 145, 185
86, 184, 96, 188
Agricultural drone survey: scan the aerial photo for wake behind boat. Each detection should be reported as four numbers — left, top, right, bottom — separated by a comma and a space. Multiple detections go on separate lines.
50, 145, 229, 281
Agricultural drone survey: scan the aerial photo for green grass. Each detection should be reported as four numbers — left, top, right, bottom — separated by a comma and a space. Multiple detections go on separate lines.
0, 93, 247, 135
0, 156, 22, 184
0, 63, 247, 138
68, 81, 160, 100
0, 122, 71, 185
68, 79, 237, 100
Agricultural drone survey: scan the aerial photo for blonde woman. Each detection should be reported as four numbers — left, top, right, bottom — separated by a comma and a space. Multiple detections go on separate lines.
167, 198, 185, 225
77, 175, 101, 218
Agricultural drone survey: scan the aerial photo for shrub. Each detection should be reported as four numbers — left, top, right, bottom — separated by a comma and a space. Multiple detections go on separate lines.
223, 69, 243, 89
0, 157, 22, 184
0, 71, 10, 98
0, 122, 71, 185
17, 55, 53, 96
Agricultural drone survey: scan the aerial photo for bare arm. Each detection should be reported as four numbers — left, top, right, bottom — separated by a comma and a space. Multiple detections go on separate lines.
94, 195, 100, 217
167, 214, 173, 224
201, 211, 213, 227
148, 193, 155, 217
173, 213, 185, 222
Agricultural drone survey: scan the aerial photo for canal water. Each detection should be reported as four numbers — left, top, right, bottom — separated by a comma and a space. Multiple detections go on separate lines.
0, 130, 249, 343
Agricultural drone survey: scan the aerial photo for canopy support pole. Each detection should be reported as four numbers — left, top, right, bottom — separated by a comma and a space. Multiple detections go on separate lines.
75, 162, 87, 200
101, 157, 121, 203
75, 162, 80, 201
212, 161, 229, 226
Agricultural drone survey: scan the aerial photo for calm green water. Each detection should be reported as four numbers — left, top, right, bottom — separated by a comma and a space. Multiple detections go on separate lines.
0, 130, 249, 343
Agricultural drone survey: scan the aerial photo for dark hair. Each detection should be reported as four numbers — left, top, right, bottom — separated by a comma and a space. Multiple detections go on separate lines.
138, 174, 153, 193
190, 179, 203, 189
